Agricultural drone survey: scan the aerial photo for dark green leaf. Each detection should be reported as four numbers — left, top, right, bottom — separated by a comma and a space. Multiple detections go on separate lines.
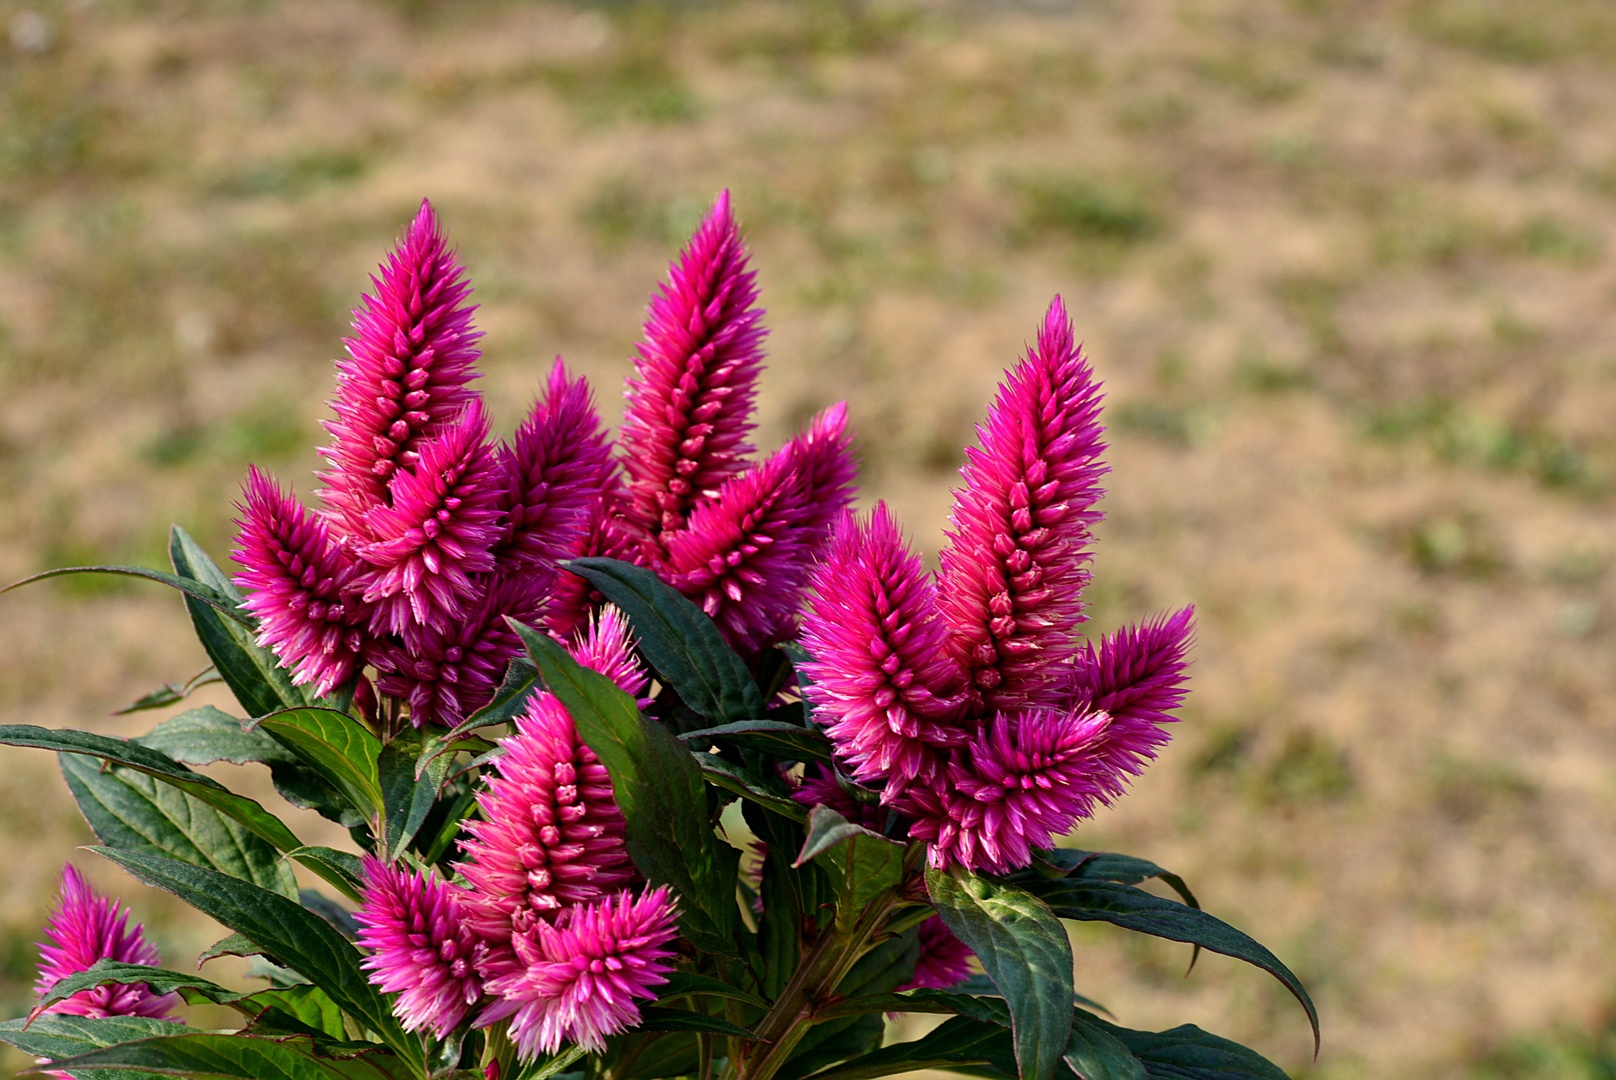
251, 707, 382, 816
1025, 851, 1199, 911
92, 848, 419, 1070
0, 725, 302, 853
956, 975, 1112, 1020
693, 752, 805, 822
776, 642, 820, 723
34, 1032, 339, 1080
377, 731, 450, 860
565, 557, 764, 723
798, 806, 908, 931
512, 1045, 588, 1080
198, 933, 266, 965
418, 660, 541, 774
928, 866, 1075, 1080
513, 620, 740, 956
680, 720, 832, 763
659, 971, 768, 1009
0, 1015, 199, 1064
1088, 1020, 1290, 1080
747, 801, 816, 1000
269, 763, 367, 829
1064, 1010, 1147, 1080
60, 754, 298, 898
286, 846, 365, 903
169, 526, 319, 718
1021, 878, 1318, 1054
815, 987, 1011, 1024
4, 564, 253, 626
239, 985, 351, 1042
795, 1016, 1016, 1080
135, 706, 296, 767
780, 930, 922, 1080
115, 668, 221, 715
301, 889, 360, 940
635, 1008, 755, 1038
33, 961, 257, 1017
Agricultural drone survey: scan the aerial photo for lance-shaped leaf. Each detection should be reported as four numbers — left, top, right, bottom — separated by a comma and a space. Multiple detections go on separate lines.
169, 525, 320, 719
679, 720, 832, 763
286, 847, 365, 903
91, 848, 420, 1070
4, 564, 253, 626
135, 706, 297, 767
815, 986, 1012, 1024
250, 707, 383, 817
34, 960, 260, 1018
794, 1015, 1017, 1080
1023, 850, 1198, 910
928, 866, 1074, 1080
659, 971, 769, 1009
513, 619, 741, 956
1063, 1009, 1147, 1080
115, 667, 221, 715
0, 725, 301, 854
417, 660, 541, 776
1083, 1018, 1290, 1080
693, 752, 806, 822
796, 805, 908, 931
60, 754, 298, 898
782, 928, 922, 1080
30, 1031, 341, 1080
377, 731, 451, 860
636, 1009, 756, 1038
565, 557, 765, 723
1020, 878, 1318, 1054
239, 985, 350, 1042
0, 1015, 200, 1064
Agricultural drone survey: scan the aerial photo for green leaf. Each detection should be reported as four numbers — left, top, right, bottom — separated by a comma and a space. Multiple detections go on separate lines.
135, 706, 296, 767
679, 720, 832, 763
1021, 878, 1319, 1054
269, 764, 368, 829
92, 847, 419, 1070
286, 846, 366, 903
956, 975, 1113, 1020
4, 564, 254, 626
34, 960, 258, 1016
781, 930, 923, 1080
928, 866, 1075, 1080
0, 1014, 200, 1065
565, 557, 765, 723
1024, 851, 1199, 910
693, 752, 806, 822
376, 732, 450, 861
815, 987, 1012, 1024
239, 985, 351, 1042
1088, 1020, 1290, 1080
34, 1032, 342, 1080
60, 754, 298, 898
512, 1045, 588, 1080
797, 806, 908, 932
795, 1016, 1016, 1080
659, 971, 768, 1009
636, 1008, 755, 1038
513, 620, 740, 956
115, 668, 221, 715
417, 660, 541, 773
198, 933, 268, 966
251, 707, 383, 816
0, 725, 302, 853
169, 526, 319, 718
1064, 1010, 1147, 1080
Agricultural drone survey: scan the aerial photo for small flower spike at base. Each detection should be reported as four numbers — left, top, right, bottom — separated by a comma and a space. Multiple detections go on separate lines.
34, 865, 179, 1021
355, 857, 485, 1040
478, 887, 679, 1058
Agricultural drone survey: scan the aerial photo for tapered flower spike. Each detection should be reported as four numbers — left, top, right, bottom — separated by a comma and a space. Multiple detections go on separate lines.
938, 296, 1108, 716
566, 605, 652, 706
320, 199, 483, 537
899, 915, 976, 992
620, 190, 767, 539
456, 693, 634, 942
34, 866, 179, 1021
491, 359, 617, 582
546, 493, 647, 640
478, 887, 678, 1058
355, 857, 485, 1040
800, 504, 968, 796
231, 467, 368, 697
899, 708, 1114, 874
355, 399, 504, 643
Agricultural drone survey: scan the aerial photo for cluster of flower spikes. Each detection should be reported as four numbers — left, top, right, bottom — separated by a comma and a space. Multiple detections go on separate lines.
799, 297, 1196, 876
355, 609, 679, 1059
233, 191, 856, 728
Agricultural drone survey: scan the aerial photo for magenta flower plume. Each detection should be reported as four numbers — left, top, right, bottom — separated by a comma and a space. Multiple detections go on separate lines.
899, 916, 976, 992
547, 495, 647, 639
231, 467, 367, 697
801, 504, 967, 795
457, 693, 633, 941
566, 605, 651, 706
355, 857, 485, 1039
900, 709, 1113, 874
620, 190, 767, 539
479, 887, 678, 1058
492, 360, 617, 581
320, 199, 483, 535
938, 296, 1107, 715
356, 399, 504, 641
34, 866, 179, 1021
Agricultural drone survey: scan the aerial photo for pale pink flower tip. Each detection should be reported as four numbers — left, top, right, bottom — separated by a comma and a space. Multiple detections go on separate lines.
801, 503, 967, 796
939, 295, 1108, 714
457, 693, 634, 942
900, 915, 976, 992
480, 887, 679, 1058
34, 865, 179, 1021
621, 189, 767, 538
355, 857, 486, 1039
231, 467, 367, 697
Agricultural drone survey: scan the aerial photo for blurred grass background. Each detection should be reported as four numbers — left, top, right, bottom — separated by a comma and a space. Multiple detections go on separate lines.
3, 0, 1616, 1076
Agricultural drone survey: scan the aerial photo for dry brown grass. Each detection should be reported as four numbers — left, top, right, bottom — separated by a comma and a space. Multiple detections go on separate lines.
3, 1, 1616, 1076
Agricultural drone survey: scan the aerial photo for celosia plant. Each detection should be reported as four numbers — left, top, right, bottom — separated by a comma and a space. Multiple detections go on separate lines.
0, 194, 1317, 1080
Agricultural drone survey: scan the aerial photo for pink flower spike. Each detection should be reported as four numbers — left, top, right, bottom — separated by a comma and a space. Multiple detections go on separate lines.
621, 190, 767, 539
546, 494, 649, 640
567, 605, 652, 707
939, 296, 1108, 716
456, 693, 634, 942
901, 709, 1111, 874
899, 915, 976, 992
355, 857, 485, 1040
800, 504, 967, 796
786, 402, 859, 539
231, 467, 367, 697
479, 887, 679, 1058
1065, 606, 1196, 790
492, 359, 617, 582
34, 865, 179, 1021
320, 200, 482, 536
356, 399, 504, 642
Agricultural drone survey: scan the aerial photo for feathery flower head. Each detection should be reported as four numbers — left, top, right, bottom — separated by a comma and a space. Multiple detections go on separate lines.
939, 296, 1108, 715
566, 605, 651, 706
457, 693, 633, 942
479, 887, 679, 1058
34, 865, 179, 1021
800, 503, 967, 796
899, 915, 976, 992
320, 199, 483, 535
546, 494, 647, 640
355, 399, 504, 641
355, 857, 485, 1039
231, 467, 368, 697
620, 190, 767, 538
